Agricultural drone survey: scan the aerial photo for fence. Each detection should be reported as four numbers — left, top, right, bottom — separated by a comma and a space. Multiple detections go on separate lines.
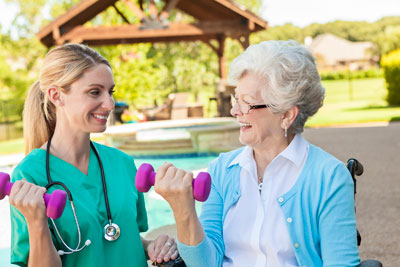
0, 99, 23, 141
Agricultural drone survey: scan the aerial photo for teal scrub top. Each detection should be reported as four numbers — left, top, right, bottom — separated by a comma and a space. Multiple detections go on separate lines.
10, 142, 149, 267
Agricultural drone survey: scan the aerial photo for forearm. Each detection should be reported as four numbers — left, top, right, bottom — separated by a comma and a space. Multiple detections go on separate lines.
173, 208, 204, 246
27, 221, 61, 267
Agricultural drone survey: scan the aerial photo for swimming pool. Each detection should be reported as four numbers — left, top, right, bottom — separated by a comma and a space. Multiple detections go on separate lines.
0, 153, 219, 266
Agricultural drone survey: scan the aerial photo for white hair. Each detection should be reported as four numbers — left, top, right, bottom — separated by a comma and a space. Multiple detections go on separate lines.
228, 40, 325, 134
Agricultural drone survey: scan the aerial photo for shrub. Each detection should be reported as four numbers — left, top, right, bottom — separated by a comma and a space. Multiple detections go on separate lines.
381, 50, 400, 105
320, 68, 383, 80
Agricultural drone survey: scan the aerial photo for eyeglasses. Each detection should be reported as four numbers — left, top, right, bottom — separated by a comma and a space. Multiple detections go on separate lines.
230, 94, 271, 114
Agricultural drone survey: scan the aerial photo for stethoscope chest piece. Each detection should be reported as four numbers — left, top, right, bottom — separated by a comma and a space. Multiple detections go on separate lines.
104, 222, 120, 241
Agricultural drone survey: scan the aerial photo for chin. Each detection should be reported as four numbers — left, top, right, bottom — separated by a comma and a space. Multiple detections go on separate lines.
91, 126, 107, 133
239, 135, 252, 146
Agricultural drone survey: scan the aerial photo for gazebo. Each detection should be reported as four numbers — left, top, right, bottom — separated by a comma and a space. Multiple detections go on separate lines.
37, 0, 268, 117
36, 0, 267, 80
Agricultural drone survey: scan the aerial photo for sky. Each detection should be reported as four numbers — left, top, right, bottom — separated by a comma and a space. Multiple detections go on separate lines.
261, 0, 400, 27
0, 0, 399, 34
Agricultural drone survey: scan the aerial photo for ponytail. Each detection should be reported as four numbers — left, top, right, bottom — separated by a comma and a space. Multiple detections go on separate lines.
23, 81, 56, 155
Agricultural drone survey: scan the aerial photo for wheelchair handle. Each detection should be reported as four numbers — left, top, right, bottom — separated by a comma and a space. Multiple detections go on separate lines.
347, 158, 364, 178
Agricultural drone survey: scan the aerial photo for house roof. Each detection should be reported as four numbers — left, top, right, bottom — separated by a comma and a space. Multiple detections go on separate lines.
308, 33, 376, 65
37, 0, 268, 47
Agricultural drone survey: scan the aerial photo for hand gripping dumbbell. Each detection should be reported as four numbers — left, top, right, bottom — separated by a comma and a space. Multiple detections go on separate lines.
135, 163, 211, 202
0, 172, 67, 219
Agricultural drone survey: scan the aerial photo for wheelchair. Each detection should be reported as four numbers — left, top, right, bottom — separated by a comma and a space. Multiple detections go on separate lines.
347, 158, 382, 267
155, 159, 383, 267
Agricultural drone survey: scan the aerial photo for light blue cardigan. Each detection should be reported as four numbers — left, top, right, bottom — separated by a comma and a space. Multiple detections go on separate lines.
178, 144, 360, 267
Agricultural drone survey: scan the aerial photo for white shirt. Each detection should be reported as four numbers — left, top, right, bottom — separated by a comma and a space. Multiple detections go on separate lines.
222, 134, 309, 267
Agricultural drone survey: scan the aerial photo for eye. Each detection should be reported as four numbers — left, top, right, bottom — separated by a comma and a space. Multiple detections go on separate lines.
89, 89, 100, 96
109, 89, 116, 95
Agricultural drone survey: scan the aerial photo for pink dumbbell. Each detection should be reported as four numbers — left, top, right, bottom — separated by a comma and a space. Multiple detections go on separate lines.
0, 172, 67, 219
135, 163, 211, 202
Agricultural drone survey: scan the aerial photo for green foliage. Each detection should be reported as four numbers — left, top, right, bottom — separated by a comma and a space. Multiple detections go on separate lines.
320, 68, 383, 81
381, 49, 400, 105
252, 17, 400, 57
251, 23, 303, 43
2, 0, 400, 121
0, 33, 45, 123
234, 0, 262, 14
374, 25, 400, 56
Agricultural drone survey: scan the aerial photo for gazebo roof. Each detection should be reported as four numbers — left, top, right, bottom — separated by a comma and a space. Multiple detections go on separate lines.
37, 0, 268, 48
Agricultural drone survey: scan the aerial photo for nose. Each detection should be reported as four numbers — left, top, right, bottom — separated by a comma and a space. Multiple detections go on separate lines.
230, 103, 242, 117
102, 94, 115, 111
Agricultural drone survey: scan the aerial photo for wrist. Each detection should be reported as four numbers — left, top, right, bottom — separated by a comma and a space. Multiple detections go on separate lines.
172, 206, 197, 223
141, 237, 150, 255
26, 218, 49, 233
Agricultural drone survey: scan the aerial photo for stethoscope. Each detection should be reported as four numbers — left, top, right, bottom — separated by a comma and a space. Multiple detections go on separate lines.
45, 135, 120, 256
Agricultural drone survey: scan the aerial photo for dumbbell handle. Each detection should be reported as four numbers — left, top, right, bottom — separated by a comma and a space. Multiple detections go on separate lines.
0, 172, 67, 219
136, 164, 211, 202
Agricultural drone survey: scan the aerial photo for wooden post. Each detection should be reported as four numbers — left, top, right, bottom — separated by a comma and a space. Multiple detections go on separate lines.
238, 35, 249, 50
217, 34, 226, 80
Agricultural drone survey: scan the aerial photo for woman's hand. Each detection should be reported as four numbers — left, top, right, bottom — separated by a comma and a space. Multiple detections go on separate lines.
147, 234, 178, 264
154, 162, 196, 217
8, 179, 48, 225
153, 163, 205, 247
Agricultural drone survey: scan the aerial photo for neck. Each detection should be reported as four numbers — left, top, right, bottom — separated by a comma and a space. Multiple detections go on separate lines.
47, 126, 91, 174
252, 133, 295, 177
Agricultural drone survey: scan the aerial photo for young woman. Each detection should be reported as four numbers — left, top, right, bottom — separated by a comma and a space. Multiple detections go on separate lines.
9, 43, 178, 267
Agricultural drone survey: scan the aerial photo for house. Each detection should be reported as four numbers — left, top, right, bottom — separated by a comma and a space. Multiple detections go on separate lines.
305, 33, 378, 71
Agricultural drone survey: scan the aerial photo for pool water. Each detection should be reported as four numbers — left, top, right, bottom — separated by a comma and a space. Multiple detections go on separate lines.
0, 154, 218, 266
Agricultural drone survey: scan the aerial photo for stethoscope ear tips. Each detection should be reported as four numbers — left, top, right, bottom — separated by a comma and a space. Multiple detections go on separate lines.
56, 240, 91, 256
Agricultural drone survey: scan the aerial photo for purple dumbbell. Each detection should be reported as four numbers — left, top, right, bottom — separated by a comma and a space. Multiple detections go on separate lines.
0, 172, 67, 219
135, 163, 211, 202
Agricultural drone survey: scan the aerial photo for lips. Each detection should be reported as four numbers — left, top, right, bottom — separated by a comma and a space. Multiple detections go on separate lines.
92, 113, 109, 122
239, 122, 252, 127
239, 121, 252, 131
93, 114, 108, 120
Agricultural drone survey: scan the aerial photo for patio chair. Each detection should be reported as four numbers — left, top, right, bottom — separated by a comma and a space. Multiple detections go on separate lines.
347, 158, 383, 267
141, 95, 174, 121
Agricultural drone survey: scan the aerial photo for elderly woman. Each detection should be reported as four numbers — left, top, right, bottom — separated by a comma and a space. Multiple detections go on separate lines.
155, 40, 360, 267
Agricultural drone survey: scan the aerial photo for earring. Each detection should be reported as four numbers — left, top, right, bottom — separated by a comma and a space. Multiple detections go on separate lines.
284, 127, 287, 138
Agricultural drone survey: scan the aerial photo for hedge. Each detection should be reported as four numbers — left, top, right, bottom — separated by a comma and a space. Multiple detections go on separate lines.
319, 68, 383, 81
381, 50, 400, 105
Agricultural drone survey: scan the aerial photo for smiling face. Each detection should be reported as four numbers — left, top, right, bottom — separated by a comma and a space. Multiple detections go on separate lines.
231, 72, 284, 148
56, 64, 115, 134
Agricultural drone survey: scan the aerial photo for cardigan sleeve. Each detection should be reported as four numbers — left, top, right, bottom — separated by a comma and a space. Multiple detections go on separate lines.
177, 158, 225, 267
318, 162, 360, 267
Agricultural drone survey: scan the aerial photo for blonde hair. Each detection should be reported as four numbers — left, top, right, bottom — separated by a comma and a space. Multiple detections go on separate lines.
23, 43, 111, 154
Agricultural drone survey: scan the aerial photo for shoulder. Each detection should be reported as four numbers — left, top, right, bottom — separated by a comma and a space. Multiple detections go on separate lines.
307, 144, 346, 169
91, 142, 137, 176
209, 146, 245, 170
92, 142, 133, 162
305, 144, 352, 187
208, 147, 244, 189
11, 149, 45, 183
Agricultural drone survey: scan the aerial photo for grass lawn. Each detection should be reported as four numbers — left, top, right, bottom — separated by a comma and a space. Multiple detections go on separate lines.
306, 78, 400, 127
0, 138, 24, 155
1, 78, 399, 155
